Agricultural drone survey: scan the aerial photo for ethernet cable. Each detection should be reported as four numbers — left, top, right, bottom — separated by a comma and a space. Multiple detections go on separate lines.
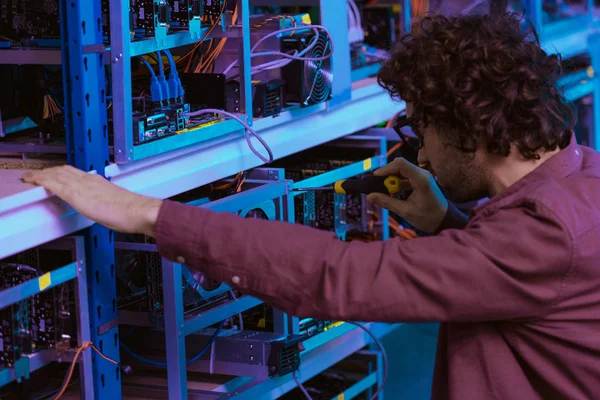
222, 25, 334, 77
184, 108, 274, 164
293, 322, 388, 400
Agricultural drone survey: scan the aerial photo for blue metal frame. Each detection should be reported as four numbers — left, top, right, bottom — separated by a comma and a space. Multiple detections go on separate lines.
59, 0, 120, 397
526, 0, 595, 33
322, 0, 352, 108
291, 137, 390, 241
0, 237, 94, 398
216, 322, 399, 399
0, 263, 76, 309
109, 1, 248, 164
159, 179, 294, 399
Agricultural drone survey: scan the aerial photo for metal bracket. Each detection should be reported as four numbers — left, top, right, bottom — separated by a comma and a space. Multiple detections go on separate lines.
334, 193, 348, 240
13, 357, 30, 383
98, 317, 119, 336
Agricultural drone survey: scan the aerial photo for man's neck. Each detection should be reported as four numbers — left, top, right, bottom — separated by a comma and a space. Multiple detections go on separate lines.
487, 148, 561, 197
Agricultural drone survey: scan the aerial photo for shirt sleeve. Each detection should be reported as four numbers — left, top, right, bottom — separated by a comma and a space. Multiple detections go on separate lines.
155, 199, 572, 322
434, 201, 469, 233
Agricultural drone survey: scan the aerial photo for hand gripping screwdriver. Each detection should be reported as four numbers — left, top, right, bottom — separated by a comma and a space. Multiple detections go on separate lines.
293, 175, 403, 195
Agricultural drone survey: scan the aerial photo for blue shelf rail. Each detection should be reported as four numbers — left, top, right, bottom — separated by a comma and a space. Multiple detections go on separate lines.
524, 0, 596, 37
58, 0, 121, 397
217, 322, 398, 399
114, 178, 295, 399
0, 237, 94, 398
108, 0, 255, 163
292, 135, 390, 241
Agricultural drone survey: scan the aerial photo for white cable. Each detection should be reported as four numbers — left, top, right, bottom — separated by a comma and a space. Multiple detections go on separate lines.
293, 371, 313, 400
229, 291, 244, 331
292, 323, 388, 400
247, 31, 331, 76
347, 2, 357, 29
209, 341, 216, 374
183, 109, 273, 164
348, 0, 362, 28
223, 26, 325, 75
223, 25, 333, 76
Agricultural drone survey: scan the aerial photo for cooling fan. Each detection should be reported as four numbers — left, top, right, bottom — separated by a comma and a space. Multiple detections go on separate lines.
282, 31, 333, 107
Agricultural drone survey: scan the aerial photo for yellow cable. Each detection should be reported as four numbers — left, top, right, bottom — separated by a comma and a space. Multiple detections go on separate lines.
172, 0, 228, 72
52, 341, 119, 400
198, 4, 238, 73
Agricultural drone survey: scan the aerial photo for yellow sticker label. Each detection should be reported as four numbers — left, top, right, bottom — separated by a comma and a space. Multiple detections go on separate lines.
324, 321, 345, 331
39, 273, 51, 291
363, 158, 372, 171
301, 13, 312, 25
337, 395, 345, 400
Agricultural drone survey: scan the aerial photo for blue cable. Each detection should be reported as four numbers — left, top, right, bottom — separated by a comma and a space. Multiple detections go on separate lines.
164, 49, 185, 102
119, 319, 226, 367
137, 56, 162, 104
156, 51, 170, 103
156, 51, 164, 76
136, 56, 156, 77
164, 49, 177, 71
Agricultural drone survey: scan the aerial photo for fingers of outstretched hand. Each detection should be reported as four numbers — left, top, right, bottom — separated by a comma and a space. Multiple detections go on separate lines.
374, 157, 430, 188
22, 166, 86, 201
367, 193, 411, 218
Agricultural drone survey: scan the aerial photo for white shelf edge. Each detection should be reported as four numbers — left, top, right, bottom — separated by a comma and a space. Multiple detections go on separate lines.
107, 81, 405, 199
0, 81, 402, 258
0, 192, 93, 259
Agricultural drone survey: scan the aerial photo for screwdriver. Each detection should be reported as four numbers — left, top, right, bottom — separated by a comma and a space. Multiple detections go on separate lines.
293, 175, 403, 195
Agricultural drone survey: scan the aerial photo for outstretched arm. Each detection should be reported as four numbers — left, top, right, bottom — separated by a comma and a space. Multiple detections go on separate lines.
23, 165, 569, 323
156, 199, 570, 322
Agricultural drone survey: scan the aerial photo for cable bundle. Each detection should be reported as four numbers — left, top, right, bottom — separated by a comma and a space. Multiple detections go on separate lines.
222, 24, 334, 78
42, 94, 62, 120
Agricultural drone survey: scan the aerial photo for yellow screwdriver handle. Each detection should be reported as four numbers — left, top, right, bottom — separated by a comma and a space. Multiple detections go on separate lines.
333, 176, 402, 195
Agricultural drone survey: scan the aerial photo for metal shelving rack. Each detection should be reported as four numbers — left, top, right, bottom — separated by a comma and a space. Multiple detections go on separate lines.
1, 1, 600, 398
0, 237, 94, 398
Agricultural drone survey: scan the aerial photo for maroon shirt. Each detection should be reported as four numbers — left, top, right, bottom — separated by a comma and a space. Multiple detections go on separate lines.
156, 137, 600, 399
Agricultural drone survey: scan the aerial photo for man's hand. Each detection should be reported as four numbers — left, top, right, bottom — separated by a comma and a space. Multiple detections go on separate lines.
22, 166, 162, 237
367, 158, 448, 233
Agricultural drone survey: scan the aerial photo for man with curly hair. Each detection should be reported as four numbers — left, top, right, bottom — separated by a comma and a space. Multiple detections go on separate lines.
23, 13, 600, 399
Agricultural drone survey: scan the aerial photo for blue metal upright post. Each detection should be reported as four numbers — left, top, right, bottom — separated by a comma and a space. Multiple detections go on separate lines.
321, 0, 352, 107
588, 33, 600, 150
240, 0, 254, 125
526, 0, 543, 33
401, 0, 412, 33
162, 260, 188, 399
379, 136, 390, 241
110, 0, 134, 163
59, 0, 121, 397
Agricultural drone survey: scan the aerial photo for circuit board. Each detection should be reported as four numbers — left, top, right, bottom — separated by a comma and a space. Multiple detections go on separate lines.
0, 0, 61, 40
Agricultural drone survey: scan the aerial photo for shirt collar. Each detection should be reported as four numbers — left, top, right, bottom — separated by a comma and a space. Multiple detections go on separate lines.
471, 133, 582, 215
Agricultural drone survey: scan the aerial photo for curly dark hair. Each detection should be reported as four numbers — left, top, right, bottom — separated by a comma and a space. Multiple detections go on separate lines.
377, 13, 575, 159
